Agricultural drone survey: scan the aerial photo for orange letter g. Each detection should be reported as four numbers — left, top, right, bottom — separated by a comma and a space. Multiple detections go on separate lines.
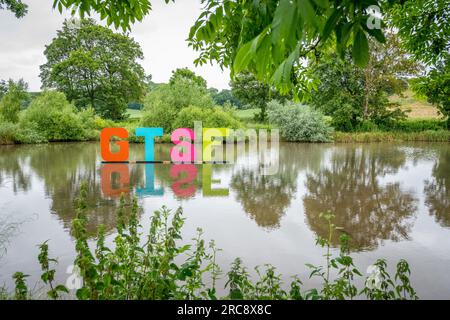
100, 128, 129, 162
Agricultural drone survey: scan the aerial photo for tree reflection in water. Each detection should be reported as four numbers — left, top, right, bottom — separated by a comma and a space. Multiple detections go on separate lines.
231, 144, 324, 229
27, 143, 145, 236
0, 145, 33, 193
424, 146, 450, 227
303, 145, 418, 251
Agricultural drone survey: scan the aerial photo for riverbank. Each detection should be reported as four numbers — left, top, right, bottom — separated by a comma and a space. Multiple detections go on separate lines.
334, 130, 450, 143
2, 129, 450, 145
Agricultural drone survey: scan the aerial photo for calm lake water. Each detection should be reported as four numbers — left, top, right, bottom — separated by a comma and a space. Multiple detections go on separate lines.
0, 142, 449, 299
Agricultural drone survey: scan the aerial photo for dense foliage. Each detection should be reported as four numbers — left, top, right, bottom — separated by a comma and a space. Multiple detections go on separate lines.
141, 72, 237, 132
209, 88, 242, 108
0, 79, 28, 123
388, 0, 449, 67
40, 18, 146, 120
51, 0, 173, 31
267, 100, 333, 142
169, 68, 207, 89
189, 0, 396, 95
174, 105, 241, 129
412, 61, 450, 129
388, 0, 449, 128
310, 34, 419, 131
231, 72, 289, 122
20, 91, 94, 141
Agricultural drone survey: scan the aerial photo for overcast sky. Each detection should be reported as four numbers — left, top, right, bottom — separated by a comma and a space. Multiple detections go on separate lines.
0, 0, 230, 91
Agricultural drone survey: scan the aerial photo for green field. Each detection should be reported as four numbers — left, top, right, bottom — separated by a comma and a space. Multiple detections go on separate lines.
126, 108, 142, 119
235, 108, 259, 121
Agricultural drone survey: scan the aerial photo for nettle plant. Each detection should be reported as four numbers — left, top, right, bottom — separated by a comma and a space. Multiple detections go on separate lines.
9, 184, 418, 300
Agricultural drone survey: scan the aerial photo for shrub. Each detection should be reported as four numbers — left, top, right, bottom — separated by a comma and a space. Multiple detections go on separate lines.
0, 120, 47, 145
173, 106, 242, 129
0, 122, 20, 144
172, 106, 208, 128
205, 106, 242, 128
352, 119, 447, 133
385, 119, 447, 132
20, 91, 88, 141
141, 80, 214, 132
268, 101, 333, 142
334, 130, 450, 143
0, 80, 28, 123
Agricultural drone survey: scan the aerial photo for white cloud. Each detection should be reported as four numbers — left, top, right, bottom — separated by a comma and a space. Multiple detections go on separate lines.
0, 0, 230, 91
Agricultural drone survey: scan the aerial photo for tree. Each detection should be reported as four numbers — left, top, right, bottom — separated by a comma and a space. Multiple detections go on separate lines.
412, 62, 450, 129
0, 0, 27, 17
310, 34, 421, 131
169, 68, 207, 89
40, 18, 146, 120
388, 0, 449, 67
141, 75, 214, 132
388, 0, 450, 128
210, 89, 242, 108
0, 79, 28, 123
231, 72, 288, 122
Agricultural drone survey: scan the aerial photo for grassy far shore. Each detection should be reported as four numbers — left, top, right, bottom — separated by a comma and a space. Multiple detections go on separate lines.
124, 108, 450, 144
1, 90, 448, 146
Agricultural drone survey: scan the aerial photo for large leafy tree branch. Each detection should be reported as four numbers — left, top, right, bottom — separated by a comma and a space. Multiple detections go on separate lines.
188, 0, 391, 95
9, 0, 390, 94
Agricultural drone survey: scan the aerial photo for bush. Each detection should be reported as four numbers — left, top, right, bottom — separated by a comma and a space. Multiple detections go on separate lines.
334, 130, 450, 143
173, 106, 242, 129
352, 119, 447, 133
172, 106, 207, 128
0, 121, 47, 144
141, 80, 215, 132
20, 91, 89, 142
0, 122, 20, 144
205, 106, 242, 128
268, 101, 333, 142
0, 80, 28, 123
384, 119, 447, 132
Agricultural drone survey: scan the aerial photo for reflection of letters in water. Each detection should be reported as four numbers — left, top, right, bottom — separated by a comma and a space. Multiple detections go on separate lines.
101, 163, 229, 198
100, 125, 280, 198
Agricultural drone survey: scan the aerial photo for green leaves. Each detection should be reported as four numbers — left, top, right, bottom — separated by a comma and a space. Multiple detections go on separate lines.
271, 45, 300, 93
234, 41, 254, 75
271, 0, 297, 48
192, 0, 391, 94
52, 0, 155, 31
352, 28, 369, 67
0, 0, 28, 18
40, 18, 146, 120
